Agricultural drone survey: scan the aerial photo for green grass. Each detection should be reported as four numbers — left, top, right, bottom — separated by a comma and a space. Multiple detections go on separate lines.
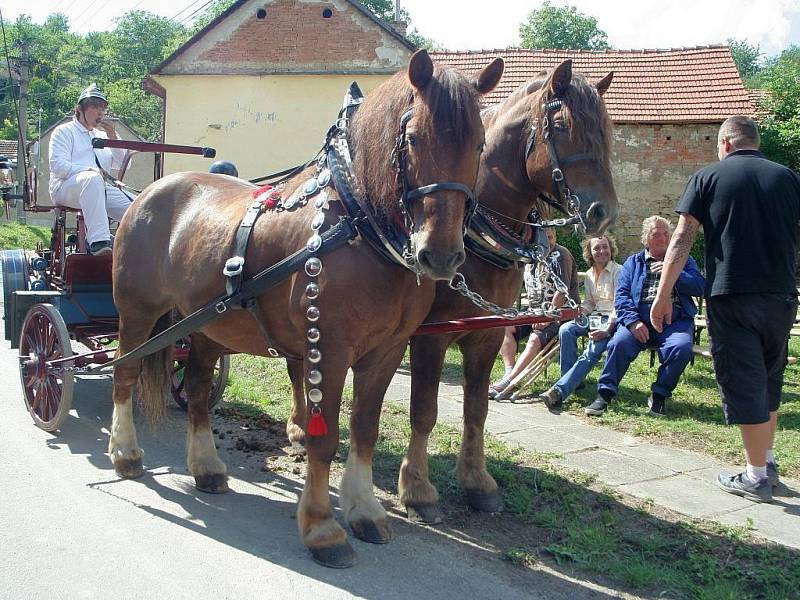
221, 354, 800, 599
0, 221, 50, 251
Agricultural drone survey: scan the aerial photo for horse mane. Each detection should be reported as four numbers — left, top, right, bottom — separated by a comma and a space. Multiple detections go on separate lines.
349, 65, 482, 212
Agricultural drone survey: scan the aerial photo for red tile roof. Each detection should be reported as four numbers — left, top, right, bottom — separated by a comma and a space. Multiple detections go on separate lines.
432, 46, 755, 123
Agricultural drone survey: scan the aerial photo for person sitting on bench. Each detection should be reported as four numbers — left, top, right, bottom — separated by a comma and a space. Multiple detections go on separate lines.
490, 227, 580, 400
584, 215, 704, 417
539, 234, 622, 410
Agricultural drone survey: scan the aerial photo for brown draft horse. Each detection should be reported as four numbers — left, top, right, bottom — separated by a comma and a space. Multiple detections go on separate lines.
398, 61, 618, 522
107, 50, 503, 568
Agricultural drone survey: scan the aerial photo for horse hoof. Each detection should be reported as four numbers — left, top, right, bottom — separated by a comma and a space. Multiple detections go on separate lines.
466, 490, 504, 513
310, 542, 356, 569
350, 519, 392, 544
405, 503, 443, 525
195, 474, 229, 494
115, 458, 144, 479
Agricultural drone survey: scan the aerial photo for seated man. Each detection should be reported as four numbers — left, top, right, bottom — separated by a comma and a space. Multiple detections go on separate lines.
584, 215, 704, 417
540, 234, 622, 409
49, 83, 131, 256
490, 227, 580, 400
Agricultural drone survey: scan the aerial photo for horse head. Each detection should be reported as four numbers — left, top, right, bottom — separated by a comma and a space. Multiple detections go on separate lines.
479, 60, 617, 235
525, 60, 617, 234
352, 50, 504, 280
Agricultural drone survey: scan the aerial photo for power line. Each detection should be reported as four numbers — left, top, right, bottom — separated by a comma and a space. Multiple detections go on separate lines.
178, 0, 216, 26
170, 0, 207, 22
71, 0, 105, 32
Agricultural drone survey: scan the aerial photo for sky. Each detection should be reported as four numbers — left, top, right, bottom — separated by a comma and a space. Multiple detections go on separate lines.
1, 0, 799, 58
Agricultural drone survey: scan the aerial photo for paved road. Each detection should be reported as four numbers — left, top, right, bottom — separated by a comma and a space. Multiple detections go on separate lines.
0, 300, 631, 600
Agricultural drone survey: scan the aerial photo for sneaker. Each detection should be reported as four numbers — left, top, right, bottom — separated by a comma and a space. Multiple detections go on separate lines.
88, 240, 112, 256
585, 396, 609, 416
539, 387, 563, 410
488, 378, 509, 399
717, 472, 772, 503
767, 462, 780, 488
647, 394, 666, 417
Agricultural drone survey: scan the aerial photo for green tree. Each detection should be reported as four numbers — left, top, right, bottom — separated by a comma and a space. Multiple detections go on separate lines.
519, 1, 609, 50
356, 0, 442, 50
727, 38, 761, 87
100, 11, 187, 139
758, 46, 800, 171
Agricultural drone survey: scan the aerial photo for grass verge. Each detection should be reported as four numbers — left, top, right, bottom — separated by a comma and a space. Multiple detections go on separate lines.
0, 221, 50, 251
221, 354, 800, 599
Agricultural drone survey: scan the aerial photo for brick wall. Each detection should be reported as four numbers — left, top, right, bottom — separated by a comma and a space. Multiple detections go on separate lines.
609, 123, 719, 255
163, 0, 409, 75
199, 0, 383, 67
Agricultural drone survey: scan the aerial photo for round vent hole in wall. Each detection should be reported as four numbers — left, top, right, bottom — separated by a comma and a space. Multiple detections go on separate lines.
256, 8, 267, 19
323, 8, 333, 18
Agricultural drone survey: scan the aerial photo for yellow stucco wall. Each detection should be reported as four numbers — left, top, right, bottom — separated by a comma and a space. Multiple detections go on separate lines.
154, 74, 392, 179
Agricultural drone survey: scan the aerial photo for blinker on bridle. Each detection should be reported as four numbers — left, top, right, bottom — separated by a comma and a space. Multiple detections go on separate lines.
392, 107, 478, 234
524, 97, 596, 232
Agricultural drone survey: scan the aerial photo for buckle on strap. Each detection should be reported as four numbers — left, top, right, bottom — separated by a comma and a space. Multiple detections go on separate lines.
223, 256, 244, 277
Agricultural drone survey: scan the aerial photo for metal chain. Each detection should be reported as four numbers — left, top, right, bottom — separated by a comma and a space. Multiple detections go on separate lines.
449, 252, 579, 321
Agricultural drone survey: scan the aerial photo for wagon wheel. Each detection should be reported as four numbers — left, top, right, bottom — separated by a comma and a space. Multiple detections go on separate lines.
2, 249, 29, 339
18, 304, 74, 431
171, 354, 230, 412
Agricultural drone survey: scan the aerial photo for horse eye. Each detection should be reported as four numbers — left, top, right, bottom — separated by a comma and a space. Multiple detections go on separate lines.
407, 133, 417, 146
478, 141, 486, 153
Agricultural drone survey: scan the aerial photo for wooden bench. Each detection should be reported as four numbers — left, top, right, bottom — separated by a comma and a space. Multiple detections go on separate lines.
692, 343, 798, 365
499, 337, 560, 401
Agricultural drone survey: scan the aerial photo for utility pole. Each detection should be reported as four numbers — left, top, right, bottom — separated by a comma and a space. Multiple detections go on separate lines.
16, 40, 29, 223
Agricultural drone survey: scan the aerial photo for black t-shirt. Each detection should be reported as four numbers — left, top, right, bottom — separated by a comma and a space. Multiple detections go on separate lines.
677, 149, 800, 297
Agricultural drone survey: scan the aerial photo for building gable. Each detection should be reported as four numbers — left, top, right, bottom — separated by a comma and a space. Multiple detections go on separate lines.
155, 0, 414, 75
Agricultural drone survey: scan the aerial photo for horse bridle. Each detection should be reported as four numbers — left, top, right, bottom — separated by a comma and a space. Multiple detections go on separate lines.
524, 97, 596, 233
392, 107, 478, 234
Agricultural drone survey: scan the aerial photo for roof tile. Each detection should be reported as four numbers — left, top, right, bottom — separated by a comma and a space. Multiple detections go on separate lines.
432, 46, 755, 123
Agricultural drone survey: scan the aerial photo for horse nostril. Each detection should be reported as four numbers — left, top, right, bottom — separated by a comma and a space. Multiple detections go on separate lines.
418, 250, 434, 271
448, 249, 466, 270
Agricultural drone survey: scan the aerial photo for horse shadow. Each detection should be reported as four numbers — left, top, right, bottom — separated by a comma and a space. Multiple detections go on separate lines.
42, 377, 627, 599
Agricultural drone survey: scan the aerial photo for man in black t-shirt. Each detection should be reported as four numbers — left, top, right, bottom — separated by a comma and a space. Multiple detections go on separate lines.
651, 115, 800, 504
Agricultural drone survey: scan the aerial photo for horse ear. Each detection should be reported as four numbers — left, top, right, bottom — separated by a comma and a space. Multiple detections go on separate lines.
474, 57, 504, 95
595, 72, 614, 96
546, 59, 572, 97
408, 49, 434, 90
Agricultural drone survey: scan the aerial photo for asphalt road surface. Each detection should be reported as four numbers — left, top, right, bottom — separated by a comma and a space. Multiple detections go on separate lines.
0, 294, 631, 600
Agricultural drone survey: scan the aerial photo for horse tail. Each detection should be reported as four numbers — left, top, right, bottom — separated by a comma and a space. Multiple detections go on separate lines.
137, 312, 174, 425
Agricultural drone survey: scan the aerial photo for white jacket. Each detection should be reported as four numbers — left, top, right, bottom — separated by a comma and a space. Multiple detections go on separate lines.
48, 117, 124, 197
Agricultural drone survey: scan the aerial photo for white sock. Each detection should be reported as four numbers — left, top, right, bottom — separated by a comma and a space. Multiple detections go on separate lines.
766, 449, 776, 464
503, 366, 513, 376
746, 463, 768, 482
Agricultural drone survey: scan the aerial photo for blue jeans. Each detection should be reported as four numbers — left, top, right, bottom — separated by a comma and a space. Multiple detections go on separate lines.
559, 320, 590, 375
554, 335, 610, 400
597, 308, 694, 399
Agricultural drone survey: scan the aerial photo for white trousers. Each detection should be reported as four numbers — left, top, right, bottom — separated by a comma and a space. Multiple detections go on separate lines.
52, 170, 132, 244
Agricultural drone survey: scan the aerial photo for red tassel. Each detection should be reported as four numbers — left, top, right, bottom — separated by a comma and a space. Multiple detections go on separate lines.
250, 184, 272, 198
264, 198, 276, 209
307, 409, 328, 437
